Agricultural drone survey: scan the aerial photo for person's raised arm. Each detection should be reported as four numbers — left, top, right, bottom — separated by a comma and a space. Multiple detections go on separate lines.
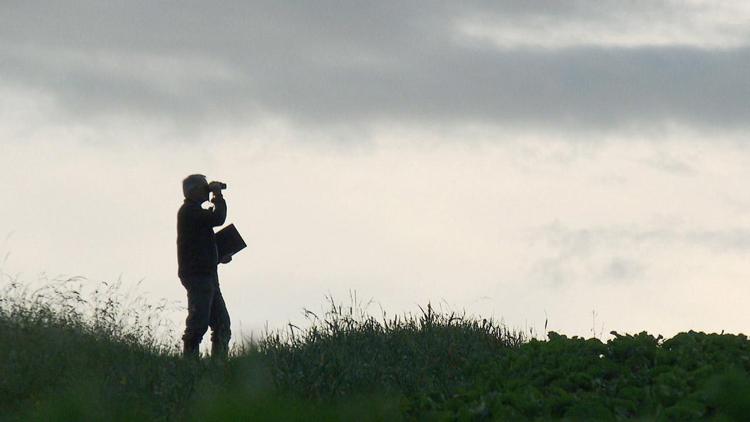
209, 191, 227, 226
192, 191, 227, 227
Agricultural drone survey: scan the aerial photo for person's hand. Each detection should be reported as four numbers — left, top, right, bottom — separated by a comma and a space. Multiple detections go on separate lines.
208, 181, 226, 193
219, 255, 232, 264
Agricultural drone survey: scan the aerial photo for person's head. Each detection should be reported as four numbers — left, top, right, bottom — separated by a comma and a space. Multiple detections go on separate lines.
182, 174, 209, 202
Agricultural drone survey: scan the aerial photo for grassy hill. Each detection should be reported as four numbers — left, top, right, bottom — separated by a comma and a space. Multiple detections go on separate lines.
2, 278, 750, 421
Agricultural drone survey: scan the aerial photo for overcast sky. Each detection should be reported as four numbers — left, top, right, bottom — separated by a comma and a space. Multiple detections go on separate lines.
3, 1, 750, 348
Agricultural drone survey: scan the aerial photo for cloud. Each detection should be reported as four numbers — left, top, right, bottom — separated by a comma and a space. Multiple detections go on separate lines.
528, 221, 750, 285
458, 0, 750, 48
535, 221, 750, 253
601, 257, 645, 281
2, 1, 750, 133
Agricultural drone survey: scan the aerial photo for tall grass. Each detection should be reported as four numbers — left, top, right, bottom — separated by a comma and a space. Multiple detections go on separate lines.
0, 273, 195, 420
1, 274, 488, 420
260, 294, 528, 400
3, 272, 750, 420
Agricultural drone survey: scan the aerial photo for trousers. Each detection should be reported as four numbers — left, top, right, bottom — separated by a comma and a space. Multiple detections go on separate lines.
180, 272, 231, 358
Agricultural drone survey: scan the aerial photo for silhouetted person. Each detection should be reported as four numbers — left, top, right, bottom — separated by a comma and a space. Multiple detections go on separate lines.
177, 174, 232, 359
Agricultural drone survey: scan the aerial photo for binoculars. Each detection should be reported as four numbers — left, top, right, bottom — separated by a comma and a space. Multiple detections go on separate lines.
209, 181, 227, 191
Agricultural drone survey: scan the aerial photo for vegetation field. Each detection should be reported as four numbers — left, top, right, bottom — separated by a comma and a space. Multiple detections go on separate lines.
2, 276, 750, 421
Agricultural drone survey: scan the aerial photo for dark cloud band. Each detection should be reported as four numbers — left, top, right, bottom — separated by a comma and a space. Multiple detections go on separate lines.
2, 1, 748, 132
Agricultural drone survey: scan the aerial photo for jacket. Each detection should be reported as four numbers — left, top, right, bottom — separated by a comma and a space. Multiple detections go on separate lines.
177, 194, 227, 278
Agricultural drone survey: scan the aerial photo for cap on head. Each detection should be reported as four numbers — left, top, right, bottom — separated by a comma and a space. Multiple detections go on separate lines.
182, 174, 207, 198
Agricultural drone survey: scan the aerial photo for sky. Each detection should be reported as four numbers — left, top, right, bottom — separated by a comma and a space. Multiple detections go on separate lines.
3, 1, 750, 348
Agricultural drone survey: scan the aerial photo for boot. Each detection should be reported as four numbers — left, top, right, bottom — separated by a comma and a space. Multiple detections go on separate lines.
211, 340, 229, 360
183, 340, 200, 359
